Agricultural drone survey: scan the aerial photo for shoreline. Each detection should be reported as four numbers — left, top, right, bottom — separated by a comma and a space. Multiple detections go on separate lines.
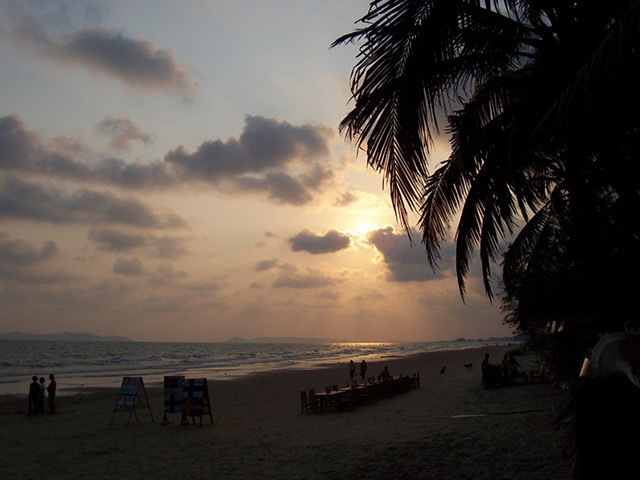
0, 341, 519, 397
0, 345, 572, 479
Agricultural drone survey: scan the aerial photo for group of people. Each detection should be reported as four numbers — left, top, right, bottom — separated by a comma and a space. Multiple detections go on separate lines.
349, 359, 369, 381
481, 352, 524, 386
501, 353, 522, 383
28, 374, 56, 415
349, 360, 392, 382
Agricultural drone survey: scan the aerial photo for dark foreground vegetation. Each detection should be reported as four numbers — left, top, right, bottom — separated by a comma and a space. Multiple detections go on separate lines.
336, 1, 640, 477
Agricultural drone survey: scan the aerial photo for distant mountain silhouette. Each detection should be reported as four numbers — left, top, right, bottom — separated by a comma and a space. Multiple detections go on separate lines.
0, 331, 134, 342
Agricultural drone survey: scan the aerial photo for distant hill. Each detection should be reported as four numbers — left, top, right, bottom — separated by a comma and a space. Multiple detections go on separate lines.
225, 336, 344, 344
0, 331, 134, 342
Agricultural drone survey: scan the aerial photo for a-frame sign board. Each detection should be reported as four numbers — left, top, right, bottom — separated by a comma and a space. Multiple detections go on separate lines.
161, 375, 185, 425
181, 378, 213, 426
111, 377, 155, 425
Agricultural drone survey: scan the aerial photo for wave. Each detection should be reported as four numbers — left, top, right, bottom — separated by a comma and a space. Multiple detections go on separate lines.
0, 338, 517, 394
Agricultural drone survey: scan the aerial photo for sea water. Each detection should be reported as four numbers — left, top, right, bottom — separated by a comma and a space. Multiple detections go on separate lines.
0, 339, 514, 395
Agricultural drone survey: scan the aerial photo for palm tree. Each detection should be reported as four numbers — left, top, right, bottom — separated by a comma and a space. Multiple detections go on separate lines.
335, 1, 640, 329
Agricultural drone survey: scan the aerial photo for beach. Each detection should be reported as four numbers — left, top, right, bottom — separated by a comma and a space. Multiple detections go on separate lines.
0, 345, 571, 479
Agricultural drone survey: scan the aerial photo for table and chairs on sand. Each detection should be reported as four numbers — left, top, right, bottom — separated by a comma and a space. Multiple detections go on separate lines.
301, 373, 420, 414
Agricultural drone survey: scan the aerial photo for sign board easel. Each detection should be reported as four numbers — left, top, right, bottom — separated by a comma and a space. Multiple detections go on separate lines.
181, 378, 213, 426
111, 376, 155, 425
162, 375, 185, 425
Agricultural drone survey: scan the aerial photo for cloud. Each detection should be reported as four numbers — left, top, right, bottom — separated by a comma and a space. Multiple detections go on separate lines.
0, 233, 58, 266
273, 269, 341, 289
255, 258, 279, 272
166, 116, 332, 179
0, 114, 333, 205
0, 114, 175, 189
334, 191, 358, 207
149, 235, 189, 259
113, 257, 143, 276
87, 228, 189, 259
367, 226, 454, 282
0, 176, 184, 228
0, 232, 70, 285
147, 264, 188, 287
289, 228, 350, 255
5, 9, 200, 100
233, 172, 313, 206
165, 115, 334, 205
94, 116, 155, 151
88, 228, 146, 251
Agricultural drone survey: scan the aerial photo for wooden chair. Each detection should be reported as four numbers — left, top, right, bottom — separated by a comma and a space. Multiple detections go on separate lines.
308, 388, 320, 413
530, 364, 545, 383
357, 384, 377, 406
301, 389, 318, 414
337, 388, 357, 412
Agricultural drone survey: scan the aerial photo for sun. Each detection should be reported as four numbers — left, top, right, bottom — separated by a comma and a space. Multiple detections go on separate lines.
357, 222, 378, 234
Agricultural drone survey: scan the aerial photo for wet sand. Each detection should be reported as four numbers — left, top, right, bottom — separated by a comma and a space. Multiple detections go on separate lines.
0, 345, 571, 479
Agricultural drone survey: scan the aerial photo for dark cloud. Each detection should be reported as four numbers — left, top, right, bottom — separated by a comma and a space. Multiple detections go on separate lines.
334, 191, 358, 207
0, 115, 40, 171
149, 235, 189, 259
367, 227, 454, 282
113, 257, 143, 276
289, 228, 350, 255
255, 258, 279, 272
0, 176, 184, 228
88, 228, 146, 251
87, 228, 189, 258
0, 114, 333, 205
167, 116, 332, 179
94, 116, 155, 151
0, 114, 174, 189
165, 116, 334, 205
0, 233, 58, 266
0, 265, 74, 285
0, 232, 69, 285
6, 8, 200, 100
233, 172, 313, 206
299, 163, 334, 189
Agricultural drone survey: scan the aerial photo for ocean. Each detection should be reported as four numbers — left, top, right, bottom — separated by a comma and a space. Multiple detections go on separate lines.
0, 339, 515, 395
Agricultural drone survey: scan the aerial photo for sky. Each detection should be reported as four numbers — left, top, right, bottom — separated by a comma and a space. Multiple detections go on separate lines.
0, 0, 513, 342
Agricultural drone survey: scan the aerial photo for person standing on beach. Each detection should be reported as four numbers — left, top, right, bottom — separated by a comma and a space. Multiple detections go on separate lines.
28, 376, 39, 415
47, 374, 56, 414
349, 360, 356, 381
360, 360, 367, 380
481, 353, 490, 386
38, 377, 46, 414
502, 354, 510, 383
378, 365, 391, 381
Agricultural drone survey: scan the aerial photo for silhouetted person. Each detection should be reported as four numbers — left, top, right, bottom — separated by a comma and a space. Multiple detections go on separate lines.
360, 360, 367, 380
38, 377, 46, 414
481, 353, 490, 386
47, 374, 56, 414
508, 354, 521, 380
502, 354, 510, 383
378, 365, 391, 381
349, 360, 356, 380
28, 376, 39, 415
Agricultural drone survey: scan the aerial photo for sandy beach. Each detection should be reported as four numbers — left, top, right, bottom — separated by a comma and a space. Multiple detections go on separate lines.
0, 345, 571, 479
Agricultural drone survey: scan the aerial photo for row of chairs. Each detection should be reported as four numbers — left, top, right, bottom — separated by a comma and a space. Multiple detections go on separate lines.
300, 372, 420, 414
